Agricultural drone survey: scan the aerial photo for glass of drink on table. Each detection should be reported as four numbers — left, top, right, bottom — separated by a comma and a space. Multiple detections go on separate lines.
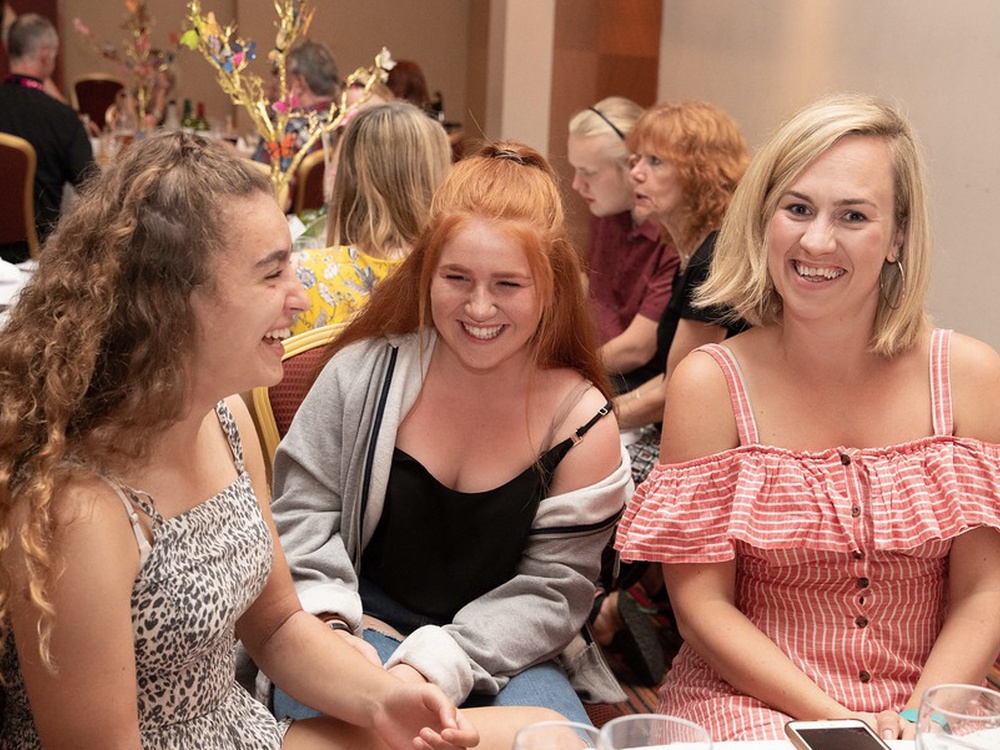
598, 714, 711, 749
513, 720, 600, 749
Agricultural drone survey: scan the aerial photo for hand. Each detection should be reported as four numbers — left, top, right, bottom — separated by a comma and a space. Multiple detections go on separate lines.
850, 710, 906, 741
372, 682, 479, 750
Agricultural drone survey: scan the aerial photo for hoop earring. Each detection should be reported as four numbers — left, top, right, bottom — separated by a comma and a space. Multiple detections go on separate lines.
879, 258, 905, 311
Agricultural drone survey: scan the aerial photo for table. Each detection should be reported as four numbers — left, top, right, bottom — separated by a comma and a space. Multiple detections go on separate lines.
717, 742, 913, 749
0, 258, 34, 325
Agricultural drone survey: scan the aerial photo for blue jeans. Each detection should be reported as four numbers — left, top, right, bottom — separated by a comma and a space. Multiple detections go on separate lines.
272, 627, 591, 725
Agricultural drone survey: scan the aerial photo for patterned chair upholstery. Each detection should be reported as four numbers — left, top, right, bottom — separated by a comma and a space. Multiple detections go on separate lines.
0, 132, 39, 257
247, 323, 345, 482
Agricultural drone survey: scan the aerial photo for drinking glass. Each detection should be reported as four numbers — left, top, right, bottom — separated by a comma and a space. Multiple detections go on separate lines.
598, 714, 712, 749
916, 683, 1000, 750
512, 720, 601, 750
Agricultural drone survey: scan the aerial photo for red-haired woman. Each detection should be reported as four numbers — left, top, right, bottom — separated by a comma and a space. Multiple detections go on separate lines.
271, 142, 632, 724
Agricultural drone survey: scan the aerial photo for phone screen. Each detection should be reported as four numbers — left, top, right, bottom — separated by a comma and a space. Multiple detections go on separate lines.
793, 726, 887, 750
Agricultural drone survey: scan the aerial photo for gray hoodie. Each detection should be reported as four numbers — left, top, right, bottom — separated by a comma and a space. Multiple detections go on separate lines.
270, 330, 630, 704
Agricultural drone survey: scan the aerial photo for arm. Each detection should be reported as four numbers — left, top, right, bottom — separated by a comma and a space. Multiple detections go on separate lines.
5, 480, 145, 749
601, 313, 659, 375
387, 390, 629, 703
895, 334, 1000, 728
663, 560, 862, 719
231, 398, 478, 749
615, 318, 729, 430
903, 526, 1000, 707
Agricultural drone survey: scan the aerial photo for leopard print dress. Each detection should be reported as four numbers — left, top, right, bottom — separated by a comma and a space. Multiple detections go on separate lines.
1, 402, 291, 749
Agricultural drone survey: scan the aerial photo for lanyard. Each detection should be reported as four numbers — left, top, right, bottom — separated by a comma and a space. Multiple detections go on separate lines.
4, 75, 45, 92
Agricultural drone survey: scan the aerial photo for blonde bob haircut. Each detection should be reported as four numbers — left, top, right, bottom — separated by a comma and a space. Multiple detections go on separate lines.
568, 96, 644, 166
698, 93, 931, 356
627, 100, 749, 250
326, 101, 451, 253
323, 140, 611, 398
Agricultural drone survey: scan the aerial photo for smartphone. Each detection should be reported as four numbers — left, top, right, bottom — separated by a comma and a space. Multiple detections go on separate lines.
784, 719, 892, 750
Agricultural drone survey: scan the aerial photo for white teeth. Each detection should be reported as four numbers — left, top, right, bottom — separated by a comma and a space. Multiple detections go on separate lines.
794, 261, 844, 280
462, 323, 502, 340
264, 327, 292, 342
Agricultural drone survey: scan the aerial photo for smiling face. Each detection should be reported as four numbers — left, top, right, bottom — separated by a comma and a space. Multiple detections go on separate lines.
567, 134, 637, 219
189, 191, 308, 402
766, 134, 904, 326
430, 218, 542, 375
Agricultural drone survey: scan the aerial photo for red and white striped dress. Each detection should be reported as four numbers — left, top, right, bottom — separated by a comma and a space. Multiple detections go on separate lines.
616, 329, 1000, 741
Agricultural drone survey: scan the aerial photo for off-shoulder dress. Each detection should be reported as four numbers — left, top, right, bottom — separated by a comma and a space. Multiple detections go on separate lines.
616, 329, 1000, 740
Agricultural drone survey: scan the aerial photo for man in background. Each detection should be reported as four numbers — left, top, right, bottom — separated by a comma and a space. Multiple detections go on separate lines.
0, 13, 93, 262
252, 38, 341, 170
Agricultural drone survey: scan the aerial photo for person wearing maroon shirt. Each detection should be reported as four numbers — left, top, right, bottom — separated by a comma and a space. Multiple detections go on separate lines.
568, 97, 679, 394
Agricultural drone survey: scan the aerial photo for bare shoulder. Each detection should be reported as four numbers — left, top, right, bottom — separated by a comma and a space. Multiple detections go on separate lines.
542, 368, 617, 438
661, 346, 740, 463
5, 473, 139, 588
949, 332, 1000, 442
543, 369, 622, 495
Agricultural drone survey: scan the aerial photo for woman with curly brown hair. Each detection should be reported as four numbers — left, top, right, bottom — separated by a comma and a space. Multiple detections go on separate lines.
0, 131, 550, 750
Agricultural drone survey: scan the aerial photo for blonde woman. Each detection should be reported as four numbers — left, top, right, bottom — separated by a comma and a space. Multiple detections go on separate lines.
567, 96, 679, 394
617, 94, 1000, 741
292, 101, 451, 334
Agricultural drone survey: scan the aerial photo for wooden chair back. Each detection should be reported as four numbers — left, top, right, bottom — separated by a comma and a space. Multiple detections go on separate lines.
71, 75, 126, 131
0, 132, 39, 257
293, 149, 327, 215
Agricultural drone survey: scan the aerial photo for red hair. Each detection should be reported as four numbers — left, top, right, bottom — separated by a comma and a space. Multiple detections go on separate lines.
628, 100, 748, 248
322, 141, 610, 397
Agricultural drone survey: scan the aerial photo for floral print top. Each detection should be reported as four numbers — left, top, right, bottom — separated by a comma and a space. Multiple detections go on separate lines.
291, 245, 405, 335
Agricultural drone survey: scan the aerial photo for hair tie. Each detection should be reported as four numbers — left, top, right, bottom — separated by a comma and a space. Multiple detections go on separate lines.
589, 107, 626, 140
491, 147, 528, 165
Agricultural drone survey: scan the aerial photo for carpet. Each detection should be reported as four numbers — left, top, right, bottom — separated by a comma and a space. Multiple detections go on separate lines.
584, 583, 682, 728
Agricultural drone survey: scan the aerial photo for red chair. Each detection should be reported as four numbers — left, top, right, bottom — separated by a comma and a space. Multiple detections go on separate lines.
71, 74, 125, 132
0, 132, 40, 258
246, 324, 345, 482
293, 149, 327, 215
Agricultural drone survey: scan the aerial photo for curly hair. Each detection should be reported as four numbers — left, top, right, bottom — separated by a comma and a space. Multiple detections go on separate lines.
322, 140, 610, 398
627, 100, 749, 250
0, 131, 271, 668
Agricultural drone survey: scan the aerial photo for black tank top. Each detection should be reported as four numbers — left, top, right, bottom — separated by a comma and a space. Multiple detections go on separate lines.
361, 401, 612, 621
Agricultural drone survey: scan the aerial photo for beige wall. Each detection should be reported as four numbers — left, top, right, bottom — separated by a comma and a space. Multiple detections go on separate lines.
60, 1, 470, 137
658, 0, 1000, 350
61, 0, 234, 126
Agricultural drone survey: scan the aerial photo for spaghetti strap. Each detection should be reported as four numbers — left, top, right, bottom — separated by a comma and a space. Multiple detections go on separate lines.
698, 343, 759, 446
101, 476, 154, 568
929, 328, 954, 437
214, 400, 245, 474
541, 379, 595, 451
539, 399, 614, 471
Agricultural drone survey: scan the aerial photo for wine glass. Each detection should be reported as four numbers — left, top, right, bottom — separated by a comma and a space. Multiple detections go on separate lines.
916, 683, 1000, 750
512, 720, 601, 750
598, 714, 712, 749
